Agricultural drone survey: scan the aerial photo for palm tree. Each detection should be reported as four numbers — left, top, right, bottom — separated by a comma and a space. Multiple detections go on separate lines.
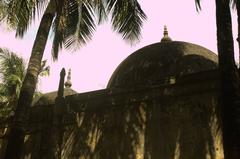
2, 0, 146, 158
0, 48, 25, 116
0, 48, 49, 159
196, 0, 240, 158
0, 48, 49, 119
0, 49, 25, 159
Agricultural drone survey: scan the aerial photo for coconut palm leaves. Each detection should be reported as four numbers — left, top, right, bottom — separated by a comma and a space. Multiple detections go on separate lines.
53, 0, 97, 58
0, 1, 7, 21
0, 48, 49, 117
0, 48, 25, 100
0, 48, 25, 120
39, 60, 50, 77
2, 0, 146, 60
195, 0, 201, 11
2, 1, 146, 158
51, 0, 146, 59
106, 0, 146, 42
1, 0, 48, 36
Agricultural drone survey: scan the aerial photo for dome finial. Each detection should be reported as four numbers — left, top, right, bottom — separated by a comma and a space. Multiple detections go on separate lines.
161, 25, 172, 42
65, 69, 72, 88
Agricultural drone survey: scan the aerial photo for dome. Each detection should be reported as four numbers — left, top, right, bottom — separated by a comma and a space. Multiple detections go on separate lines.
32, 69, 77, 106
32, 88, 77, 106
107, 41, 218, 88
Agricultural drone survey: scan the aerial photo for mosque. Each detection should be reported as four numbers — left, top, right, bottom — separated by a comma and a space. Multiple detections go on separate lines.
19, 27, 223, 158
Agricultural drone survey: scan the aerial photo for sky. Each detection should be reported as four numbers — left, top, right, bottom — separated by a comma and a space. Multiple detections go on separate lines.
0, 0, 238, 93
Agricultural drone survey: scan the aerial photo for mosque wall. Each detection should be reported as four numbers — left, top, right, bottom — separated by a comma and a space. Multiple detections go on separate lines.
18, 70, 224, 159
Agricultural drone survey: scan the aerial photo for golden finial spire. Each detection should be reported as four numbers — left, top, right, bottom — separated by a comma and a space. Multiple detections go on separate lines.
161, 25, 172, 42
65, 69, 72, 88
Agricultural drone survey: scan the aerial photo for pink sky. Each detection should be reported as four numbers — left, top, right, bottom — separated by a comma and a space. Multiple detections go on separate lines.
0, 0, 238, 93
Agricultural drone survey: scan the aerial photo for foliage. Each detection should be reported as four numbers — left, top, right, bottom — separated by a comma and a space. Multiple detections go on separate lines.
0, 0, 146, 60
0, 48, 24, 120
1, 1, 146, 158
0, 48, 49, 119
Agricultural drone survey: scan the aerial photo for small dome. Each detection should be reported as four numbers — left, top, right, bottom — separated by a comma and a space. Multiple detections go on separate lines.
107, 41, 218, 88
32, 88, 77, 106
32, 68, 77, 106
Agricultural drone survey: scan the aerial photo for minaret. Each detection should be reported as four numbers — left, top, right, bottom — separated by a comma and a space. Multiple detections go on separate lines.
57, 68, 66, 97
161, 25, 172, 42
64, 69, 72, 88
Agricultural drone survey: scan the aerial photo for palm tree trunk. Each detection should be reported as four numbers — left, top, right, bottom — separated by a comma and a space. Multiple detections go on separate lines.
4, 1, 56, 159
215, 0, 240, 158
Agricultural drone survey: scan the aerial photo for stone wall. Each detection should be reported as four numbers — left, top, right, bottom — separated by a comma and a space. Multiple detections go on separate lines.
7, 70, 223, 159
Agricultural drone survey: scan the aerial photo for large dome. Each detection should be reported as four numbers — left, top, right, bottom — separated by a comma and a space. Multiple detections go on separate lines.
107, 41, 218, 88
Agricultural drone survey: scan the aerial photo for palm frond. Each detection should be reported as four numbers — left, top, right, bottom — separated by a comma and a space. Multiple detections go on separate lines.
6, 0, 32, 37
39, 60, 50, 76
64, 0, 79, 41
51, 0, 66, 60
195, 0, 202, 11
3, 0, 49, 37
65, 1, 96, 51
0, 0, 8, 22
106, 0, 146, 42
0, 83, 8, 97
0, 1, 17, 31
91, 0, 107, 24
35, 0, 49, 17
0, 48, 47, 118
0, 48, 25, 98
0, 49, 25, 82
65, 0, 79, 39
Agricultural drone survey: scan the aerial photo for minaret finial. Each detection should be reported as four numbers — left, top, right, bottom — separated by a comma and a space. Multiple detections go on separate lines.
161, 25, 172, 42
164, 25, 168, 36
64, 69, 72, 88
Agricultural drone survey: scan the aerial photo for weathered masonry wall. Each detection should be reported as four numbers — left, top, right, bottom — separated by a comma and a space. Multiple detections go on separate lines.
19, 70, 223, 159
